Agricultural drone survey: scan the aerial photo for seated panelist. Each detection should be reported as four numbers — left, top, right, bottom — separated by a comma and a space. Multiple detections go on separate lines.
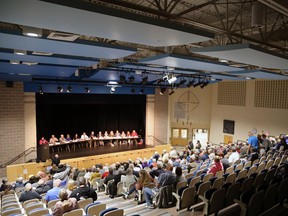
49, 135, 58, 144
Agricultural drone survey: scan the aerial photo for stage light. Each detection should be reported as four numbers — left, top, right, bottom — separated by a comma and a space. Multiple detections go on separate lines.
160, 88, 166, 95
142, 77, 148, 85
178, 79, 186, 86
119, 75, 126, 84
131, 88, 135, 94
168, 76, 177, 84
140, 89, 144, 94
187, 80, 195, 88
57, 86, 63, 93
110, 86, 116, 93
128, 76, 135, 84
84, 87, 90, 93
67, 86, 72, 93
38, 86, 43, 94
169, 90, 175, 95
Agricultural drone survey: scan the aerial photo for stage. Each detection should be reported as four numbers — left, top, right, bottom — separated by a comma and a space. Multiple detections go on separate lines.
50, 143, 147, 160
7, 144, 171, 181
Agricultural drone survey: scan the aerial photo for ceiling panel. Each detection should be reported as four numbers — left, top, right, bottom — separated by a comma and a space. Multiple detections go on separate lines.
140, 54, 243, 72
192, 44, 288, 70
0, 52, 98, 67
0, 33, 135, 59
229, 70, 288, 80
0, 62, 76, 77
0, 0, 213, 47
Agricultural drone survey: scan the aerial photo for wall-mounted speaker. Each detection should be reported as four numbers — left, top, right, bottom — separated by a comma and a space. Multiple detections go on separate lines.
6, 81, 14, 88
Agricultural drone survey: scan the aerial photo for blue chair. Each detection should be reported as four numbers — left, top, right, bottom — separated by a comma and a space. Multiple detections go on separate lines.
99, 208, 124, 216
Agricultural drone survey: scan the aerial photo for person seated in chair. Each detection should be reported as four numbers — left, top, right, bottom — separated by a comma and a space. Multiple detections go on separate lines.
69, 177, 97, 201
52, 189, 79, 216
143, 163, 176, 209
19, 183, 42, 203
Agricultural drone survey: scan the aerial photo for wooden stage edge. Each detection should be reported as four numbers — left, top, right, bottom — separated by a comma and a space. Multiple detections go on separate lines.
6, 144, 171, 181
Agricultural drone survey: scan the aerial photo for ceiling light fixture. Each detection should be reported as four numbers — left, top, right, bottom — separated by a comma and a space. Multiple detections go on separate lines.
14, 50, 27, 55
84, 87, 90, 93
10, 60, 20, 65
22, 26, 42, 37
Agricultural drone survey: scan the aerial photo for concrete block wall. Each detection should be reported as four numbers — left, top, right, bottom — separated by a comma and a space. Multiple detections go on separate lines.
0, 81, 25, 178
154, 88, 169, 145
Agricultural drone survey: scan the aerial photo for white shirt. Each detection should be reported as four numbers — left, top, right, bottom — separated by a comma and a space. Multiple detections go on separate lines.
228, 151, 240, 164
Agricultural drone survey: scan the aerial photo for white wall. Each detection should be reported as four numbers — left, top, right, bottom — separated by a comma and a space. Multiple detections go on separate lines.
210, 80, 288, 144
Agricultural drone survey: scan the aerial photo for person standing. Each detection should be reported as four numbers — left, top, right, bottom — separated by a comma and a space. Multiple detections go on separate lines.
39, 137, 49, 145
51, 154, 60, 167
247, 132, 259, 153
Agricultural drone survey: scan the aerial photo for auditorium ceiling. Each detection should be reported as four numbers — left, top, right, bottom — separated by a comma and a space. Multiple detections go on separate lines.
0, 0, 287, 93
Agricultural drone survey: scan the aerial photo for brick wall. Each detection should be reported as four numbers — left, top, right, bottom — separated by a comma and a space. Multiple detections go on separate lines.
0, 81, 25, 178
154, 88, 169, 144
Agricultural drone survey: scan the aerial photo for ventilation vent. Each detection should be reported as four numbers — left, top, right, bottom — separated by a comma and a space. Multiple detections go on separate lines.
255, 80, 288, 109
217, 81, 246, 106
47, 32, 80, 41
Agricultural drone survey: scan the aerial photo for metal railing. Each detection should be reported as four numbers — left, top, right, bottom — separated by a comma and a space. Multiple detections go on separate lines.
0, 147, 36, 169
147, 135, 166, 145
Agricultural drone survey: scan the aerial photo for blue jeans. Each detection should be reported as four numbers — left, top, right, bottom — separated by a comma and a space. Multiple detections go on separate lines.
143, 187, 154, 206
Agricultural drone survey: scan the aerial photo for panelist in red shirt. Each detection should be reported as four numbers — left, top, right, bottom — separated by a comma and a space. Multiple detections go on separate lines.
131, 130, 138, 137
39, 137, 49, 145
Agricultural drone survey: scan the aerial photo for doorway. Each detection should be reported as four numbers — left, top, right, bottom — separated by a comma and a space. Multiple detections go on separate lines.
192, 128, 209, 148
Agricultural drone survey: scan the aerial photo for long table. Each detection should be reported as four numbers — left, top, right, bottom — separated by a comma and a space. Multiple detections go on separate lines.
49, 136, 140, 152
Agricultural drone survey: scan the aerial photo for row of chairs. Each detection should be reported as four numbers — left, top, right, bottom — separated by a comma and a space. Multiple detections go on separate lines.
1, 192, 125, 216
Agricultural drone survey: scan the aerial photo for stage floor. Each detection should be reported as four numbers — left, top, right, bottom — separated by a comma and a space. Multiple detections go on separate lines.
49, 143, 147, 160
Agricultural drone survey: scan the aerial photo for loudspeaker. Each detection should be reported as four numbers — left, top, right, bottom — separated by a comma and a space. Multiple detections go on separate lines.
6, 81, 13, 88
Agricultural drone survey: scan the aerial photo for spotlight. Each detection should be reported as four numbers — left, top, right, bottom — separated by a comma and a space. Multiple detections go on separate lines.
57, 86, 63, 93
142, 77, 148, 85
169, 90, 175, 95
110, 86, 115, 93
160, 88, 166, 95
67, 86, 72, 93
128, 76, 135, 84
140, 89, 144, 94
119, 75, 126, 84
200, 79, 209, 88
38, 86, 43, 94
193, 79, 202, 88
179, 79, 186, 85
156, 78, 163, 85
131, 88, 135, 94
168, 76, 177, 84
84, 87, 90, 93
187, 80, 195, 88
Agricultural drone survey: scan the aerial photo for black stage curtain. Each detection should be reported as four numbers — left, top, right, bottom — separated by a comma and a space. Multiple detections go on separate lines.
36, 93, 146, 144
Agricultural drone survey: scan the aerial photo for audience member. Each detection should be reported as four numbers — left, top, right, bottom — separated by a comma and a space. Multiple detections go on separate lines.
51, 154, 61, 167
45, 179, 62, 203
69, 177, 97, 201
52, 189, 79, 216
19, 183, 42, 202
